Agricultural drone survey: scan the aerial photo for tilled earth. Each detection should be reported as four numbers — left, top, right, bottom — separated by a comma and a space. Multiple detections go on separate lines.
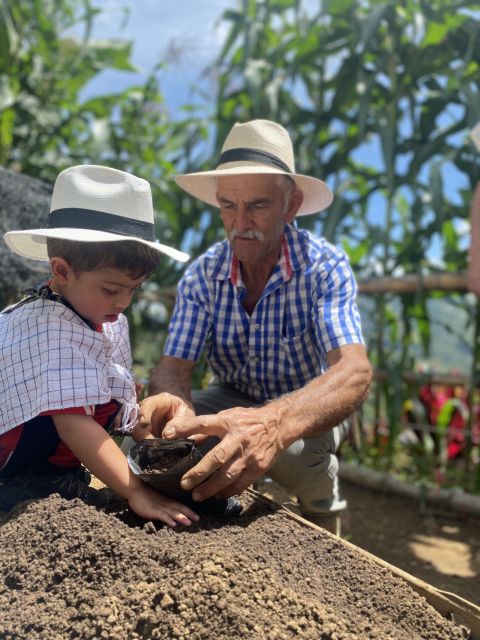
0, 492, 472, 640
256, 477, 480, 606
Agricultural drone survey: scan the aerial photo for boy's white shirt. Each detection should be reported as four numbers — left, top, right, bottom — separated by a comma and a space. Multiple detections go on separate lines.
0, 298, 138, 435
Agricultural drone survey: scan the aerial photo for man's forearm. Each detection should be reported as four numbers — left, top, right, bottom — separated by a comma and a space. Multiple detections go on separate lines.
264, 344, 372, 449
148, 355, 195, 408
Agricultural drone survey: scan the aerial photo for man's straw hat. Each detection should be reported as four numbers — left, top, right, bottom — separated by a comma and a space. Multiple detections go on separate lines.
4, 165, 189, 263
175, 119, 333, 216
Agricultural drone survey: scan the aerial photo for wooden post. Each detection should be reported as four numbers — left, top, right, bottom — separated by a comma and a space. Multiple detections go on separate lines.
358, 272, 468, 294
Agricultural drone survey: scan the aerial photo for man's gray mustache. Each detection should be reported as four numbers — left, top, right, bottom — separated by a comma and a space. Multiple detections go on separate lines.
230, 230, 264, 241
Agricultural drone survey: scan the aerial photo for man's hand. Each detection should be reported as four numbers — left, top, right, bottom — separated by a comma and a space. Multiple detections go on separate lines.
134, 392, 195, 441
162, 405, 285, 501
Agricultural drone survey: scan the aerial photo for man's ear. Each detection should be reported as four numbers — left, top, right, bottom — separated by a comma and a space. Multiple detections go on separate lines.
286, 188, 304, 222
50, 257, 72, 283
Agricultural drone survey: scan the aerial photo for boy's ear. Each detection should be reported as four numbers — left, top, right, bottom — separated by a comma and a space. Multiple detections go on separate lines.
50, 257, 72, 283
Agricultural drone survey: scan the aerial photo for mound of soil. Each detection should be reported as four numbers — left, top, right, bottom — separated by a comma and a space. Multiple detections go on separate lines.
256, 477, 480, 605
0, 493, 471, 640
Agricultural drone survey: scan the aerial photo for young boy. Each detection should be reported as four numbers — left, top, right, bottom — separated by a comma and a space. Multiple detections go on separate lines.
0, 164, 199, 528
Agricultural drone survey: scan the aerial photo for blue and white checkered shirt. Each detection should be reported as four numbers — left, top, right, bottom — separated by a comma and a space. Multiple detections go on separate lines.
164, 224, 364, 402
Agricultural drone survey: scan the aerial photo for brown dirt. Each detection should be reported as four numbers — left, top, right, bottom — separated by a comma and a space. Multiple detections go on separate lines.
256, 477, 480, 608
0, 491, 473, 640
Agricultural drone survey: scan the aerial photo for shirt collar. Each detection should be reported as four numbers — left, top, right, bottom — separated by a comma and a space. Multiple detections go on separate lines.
44, 281, 102, 332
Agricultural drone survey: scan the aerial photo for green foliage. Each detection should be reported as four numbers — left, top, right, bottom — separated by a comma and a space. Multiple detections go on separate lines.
0, 0, 135, 176
0, 0, 212, 349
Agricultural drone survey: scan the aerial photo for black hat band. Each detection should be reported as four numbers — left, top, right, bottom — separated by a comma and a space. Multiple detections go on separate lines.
217, 148, 292, 173
48, 208, 155, 242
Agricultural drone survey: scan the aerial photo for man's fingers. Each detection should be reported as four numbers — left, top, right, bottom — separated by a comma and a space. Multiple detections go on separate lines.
179, 441, 230, 491
215, 467, 259, 499
161, 409, 278, 501
182, 448, 247, 501
163, 414, 227, 440
189, 433, 209, 444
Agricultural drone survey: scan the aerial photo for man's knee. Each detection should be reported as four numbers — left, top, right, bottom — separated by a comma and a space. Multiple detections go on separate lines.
267, 441, 346, 515
269, 441, 337, 491
304, 419, 351, 456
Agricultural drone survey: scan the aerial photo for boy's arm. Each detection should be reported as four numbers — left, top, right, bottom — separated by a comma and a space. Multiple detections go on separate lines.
52, 413, 199, 528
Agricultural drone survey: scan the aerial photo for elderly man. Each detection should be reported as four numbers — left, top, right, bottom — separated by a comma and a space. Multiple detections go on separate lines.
138, 119, 372, 534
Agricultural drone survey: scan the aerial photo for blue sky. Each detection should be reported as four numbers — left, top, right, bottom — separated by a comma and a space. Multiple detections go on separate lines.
83, 0, 234, 110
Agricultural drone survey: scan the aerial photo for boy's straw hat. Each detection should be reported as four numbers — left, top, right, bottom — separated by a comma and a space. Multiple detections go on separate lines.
4, 165, 189, 263
175, 119, 333, 216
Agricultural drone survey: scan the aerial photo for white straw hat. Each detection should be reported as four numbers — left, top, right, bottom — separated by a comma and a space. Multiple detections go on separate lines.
175, 119, 333, 216
4, 164, 189, 263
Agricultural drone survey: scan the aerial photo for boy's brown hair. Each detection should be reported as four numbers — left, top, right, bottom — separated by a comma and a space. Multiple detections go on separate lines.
46, 238, 161, 278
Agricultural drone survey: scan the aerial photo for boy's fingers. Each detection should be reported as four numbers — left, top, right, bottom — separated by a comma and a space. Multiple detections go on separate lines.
159, 514, 177, 528
140, 395, 195, 437
158, 506, 199, 527
140, 394, 172, 423
170, 513, 193, 526
162, 498, 200, 522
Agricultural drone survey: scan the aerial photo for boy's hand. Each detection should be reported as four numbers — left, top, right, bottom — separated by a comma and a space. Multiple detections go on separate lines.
53, 413, 199, 527
128, 481, 200, 528
136, 392, 195, 440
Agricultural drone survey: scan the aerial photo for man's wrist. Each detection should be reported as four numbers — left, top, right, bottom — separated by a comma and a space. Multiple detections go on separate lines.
264, 391, 311, 449
260, 398, 298, 452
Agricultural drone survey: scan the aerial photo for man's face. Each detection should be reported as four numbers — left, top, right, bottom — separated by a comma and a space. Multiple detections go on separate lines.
216, 174, 301, 268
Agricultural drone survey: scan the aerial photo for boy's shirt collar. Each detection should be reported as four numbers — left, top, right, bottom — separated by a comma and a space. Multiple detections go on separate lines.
2, 282, 102, 332
44, 282, 102, 331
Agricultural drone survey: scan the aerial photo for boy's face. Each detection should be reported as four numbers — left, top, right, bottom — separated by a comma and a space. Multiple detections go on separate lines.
61, 267, 146, 325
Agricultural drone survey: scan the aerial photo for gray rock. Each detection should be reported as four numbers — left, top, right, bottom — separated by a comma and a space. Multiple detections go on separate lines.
0, 167, 51, 306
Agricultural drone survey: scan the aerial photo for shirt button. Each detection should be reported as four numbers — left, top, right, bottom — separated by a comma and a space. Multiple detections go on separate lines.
254, 323, 260, 330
